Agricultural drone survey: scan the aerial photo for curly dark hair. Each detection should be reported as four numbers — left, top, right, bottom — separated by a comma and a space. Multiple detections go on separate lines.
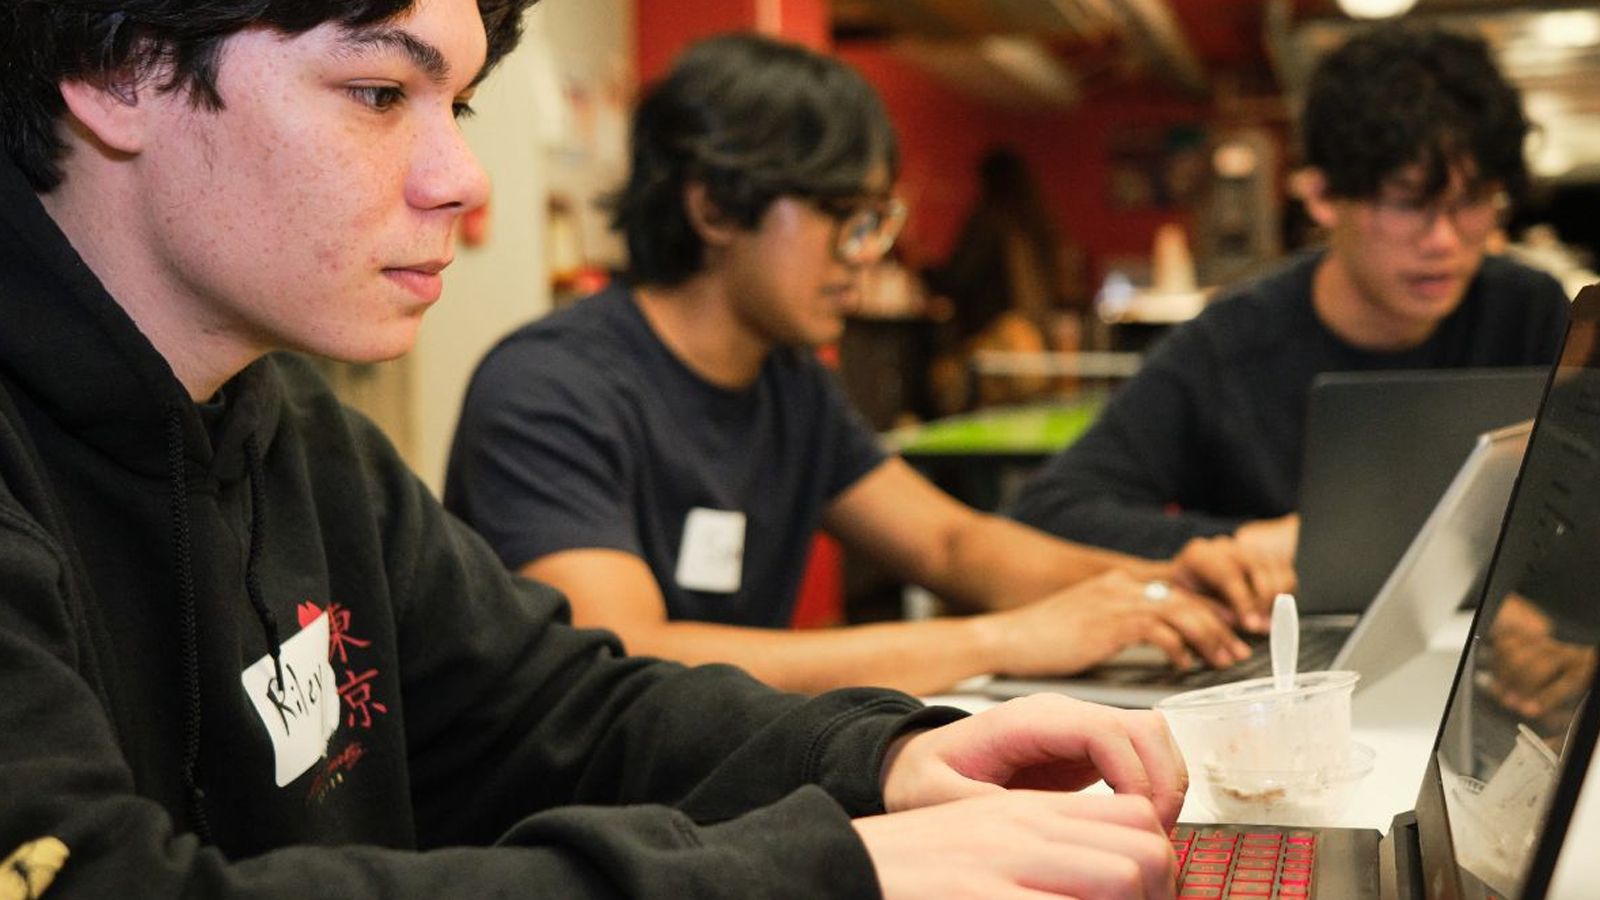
1, 0, 539, 192
608, 32, 899, 287
1301, 24, 1528, 204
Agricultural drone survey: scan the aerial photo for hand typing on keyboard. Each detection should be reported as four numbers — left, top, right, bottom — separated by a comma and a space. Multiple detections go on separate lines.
855, 692, 1189, 898
977, 569, 1254, 675
1167, 533, 1298, 634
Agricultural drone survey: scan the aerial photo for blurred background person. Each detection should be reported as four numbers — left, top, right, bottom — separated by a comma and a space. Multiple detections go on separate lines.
927, 146, 1091, 415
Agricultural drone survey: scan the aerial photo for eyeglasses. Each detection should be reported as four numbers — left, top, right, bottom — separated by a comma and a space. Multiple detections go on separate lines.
808, 195, 908, 265
1367, 188, 1508, 242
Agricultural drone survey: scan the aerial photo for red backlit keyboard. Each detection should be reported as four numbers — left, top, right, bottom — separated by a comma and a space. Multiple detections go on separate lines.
1170, 825, 1317, 898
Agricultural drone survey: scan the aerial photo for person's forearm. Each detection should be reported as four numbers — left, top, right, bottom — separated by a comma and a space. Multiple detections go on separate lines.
613, 616, 999, 696
925, 512, 1166, 611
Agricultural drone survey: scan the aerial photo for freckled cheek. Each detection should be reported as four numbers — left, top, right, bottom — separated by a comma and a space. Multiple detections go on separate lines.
300, 179, 393, 279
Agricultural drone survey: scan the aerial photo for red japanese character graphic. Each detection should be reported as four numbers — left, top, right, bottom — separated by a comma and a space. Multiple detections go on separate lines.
297, 599, 388, 732
326, 602, 373, 664
338, 668, 388, 729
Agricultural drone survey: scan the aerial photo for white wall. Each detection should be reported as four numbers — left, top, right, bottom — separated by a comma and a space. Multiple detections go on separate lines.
408, 0, 633, 493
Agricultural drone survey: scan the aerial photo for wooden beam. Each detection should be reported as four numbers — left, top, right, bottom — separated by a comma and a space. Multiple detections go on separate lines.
1114, 0, 1209, 96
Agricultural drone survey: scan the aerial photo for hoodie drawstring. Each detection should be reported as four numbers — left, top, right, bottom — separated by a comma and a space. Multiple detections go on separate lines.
166, 411, 284, 846
243, 435, 284, 687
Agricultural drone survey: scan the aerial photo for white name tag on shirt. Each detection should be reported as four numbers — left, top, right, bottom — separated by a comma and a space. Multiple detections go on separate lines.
675, 507, 746, 593
240, 611, 340, 786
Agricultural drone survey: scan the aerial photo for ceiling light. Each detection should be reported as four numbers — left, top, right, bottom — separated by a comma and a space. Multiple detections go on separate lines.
1335, 0, 1419, 20
1212, 141, 1260, 179
1533, 11, 1600, 50
1529, 130, 1574, 178
976, 36, 1079, 104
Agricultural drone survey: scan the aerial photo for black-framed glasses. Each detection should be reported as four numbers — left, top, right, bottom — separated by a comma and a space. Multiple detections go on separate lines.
1368, 188, 1508, 242
808, 195, 909, 265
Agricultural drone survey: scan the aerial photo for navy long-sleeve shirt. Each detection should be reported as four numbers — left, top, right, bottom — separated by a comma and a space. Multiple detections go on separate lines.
1009, 250, 1570, 557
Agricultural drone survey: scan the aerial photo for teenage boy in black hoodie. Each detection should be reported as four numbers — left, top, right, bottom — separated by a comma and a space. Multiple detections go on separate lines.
0, 1, 1188, 898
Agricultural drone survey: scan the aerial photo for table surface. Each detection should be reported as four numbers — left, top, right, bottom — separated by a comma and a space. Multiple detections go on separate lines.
923, 613, 1600, 898
884, 397, 1104, 459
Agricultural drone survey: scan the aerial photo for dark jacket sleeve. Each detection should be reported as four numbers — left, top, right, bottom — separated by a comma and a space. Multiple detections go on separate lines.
1008, 325, 1250, 557
0, 443, 964, 898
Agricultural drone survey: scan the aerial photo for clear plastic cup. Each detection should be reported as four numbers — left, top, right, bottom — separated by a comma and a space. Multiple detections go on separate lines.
1156, 670, 1369, 825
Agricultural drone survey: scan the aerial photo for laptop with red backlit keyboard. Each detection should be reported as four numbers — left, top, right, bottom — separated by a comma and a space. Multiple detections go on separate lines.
1170, 825, 1356, 898
1164, 285, 1600, 899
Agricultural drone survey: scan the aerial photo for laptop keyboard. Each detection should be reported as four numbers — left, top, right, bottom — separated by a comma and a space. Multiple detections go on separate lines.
1184, 627, 1347, 686
1170, 824, 1317, 897
1095, 626, 1349, 689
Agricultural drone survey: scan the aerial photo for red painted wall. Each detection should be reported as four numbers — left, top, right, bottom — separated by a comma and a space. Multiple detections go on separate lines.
636, 0, 831, 84
637, 0, 754, 84
636, 7, 1255, 286
775, 0, 831, 50
837, 44, 1208, 284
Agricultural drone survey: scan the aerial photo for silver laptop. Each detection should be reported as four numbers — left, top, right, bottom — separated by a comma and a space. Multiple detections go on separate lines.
1295, 368, 1545, 617
984, 420, 1531, 708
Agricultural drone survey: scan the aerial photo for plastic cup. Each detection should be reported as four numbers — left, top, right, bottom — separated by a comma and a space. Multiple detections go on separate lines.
1156, 670, 1368, 825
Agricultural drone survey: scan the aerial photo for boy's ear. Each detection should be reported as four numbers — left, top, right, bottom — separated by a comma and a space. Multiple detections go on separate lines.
57, 76, 149, 157
683, 182, 741, 248
1294, 167, 1339, 229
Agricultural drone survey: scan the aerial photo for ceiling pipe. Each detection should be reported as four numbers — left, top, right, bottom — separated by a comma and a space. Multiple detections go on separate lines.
1111, 0, 1210, 98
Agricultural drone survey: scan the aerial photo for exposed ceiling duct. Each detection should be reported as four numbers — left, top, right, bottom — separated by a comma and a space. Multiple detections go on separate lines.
836, 0, 1600, 180
832, 0, 1208, 106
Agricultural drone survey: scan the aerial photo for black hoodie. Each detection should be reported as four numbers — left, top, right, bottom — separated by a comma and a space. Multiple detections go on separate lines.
0, 156, 962, 897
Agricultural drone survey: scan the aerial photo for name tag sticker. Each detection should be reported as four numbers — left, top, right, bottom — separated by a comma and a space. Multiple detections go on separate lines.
675, 507, 746, 593
241, 611, 340, 786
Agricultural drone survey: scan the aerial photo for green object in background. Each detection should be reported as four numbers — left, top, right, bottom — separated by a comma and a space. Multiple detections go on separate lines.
885, 397, 1104, 458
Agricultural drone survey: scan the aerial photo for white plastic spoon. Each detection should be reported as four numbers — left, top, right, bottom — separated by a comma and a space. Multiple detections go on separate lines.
1271, 592, 1299, 694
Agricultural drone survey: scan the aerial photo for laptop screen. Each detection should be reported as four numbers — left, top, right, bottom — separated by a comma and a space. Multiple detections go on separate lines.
1294, 368, 1545, 616
1429, 288, 1600, 898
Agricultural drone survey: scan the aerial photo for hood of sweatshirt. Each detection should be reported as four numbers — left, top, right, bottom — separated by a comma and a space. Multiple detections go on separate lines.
0, 157, 281, 483
0, 154, 294, 842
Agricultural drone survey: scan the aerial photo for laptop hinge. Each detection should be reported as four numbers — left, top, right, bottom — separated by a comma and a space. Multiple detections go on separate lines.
1380, 811, 1425, 900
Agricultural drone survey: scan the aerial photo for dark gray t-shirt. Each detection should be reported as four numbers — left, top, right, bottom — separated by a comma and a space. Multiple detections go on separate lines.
444, 285, 887, 628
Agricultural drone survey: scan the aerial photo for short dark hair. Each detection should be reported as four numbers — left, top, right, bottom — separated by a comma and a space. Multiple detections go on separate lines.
609, 32, 899, 287
1, 0, 538, 192
1301, 24, 1529, 204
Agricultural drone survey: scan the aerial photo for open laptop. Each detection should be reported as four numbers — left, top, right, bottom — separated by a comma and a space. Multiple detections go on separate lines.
1295, 368, 1546, 617
984, 418, 1530, 707
1168, 285, 1600, 899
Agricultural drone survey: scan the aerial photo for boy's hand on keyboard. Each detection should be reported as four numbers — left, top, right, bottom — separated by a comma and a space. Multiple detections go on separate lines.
854, 791, 1177, 899
878, 692, 1189, 828
1167, 534, 1297, 634
974, 570, 1252, 673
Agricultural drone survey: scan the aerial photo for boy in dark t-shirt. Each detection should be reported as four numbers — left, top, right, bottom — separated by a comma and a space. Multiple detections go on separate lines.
446, 32, 1293, 697
448, 285, 883, 628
